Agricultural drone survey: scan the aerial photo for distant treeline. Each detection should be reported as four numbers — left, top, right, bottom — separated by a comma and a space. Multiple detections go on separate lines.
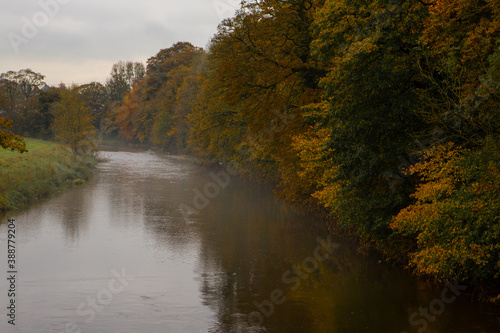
1, 0, 499, 298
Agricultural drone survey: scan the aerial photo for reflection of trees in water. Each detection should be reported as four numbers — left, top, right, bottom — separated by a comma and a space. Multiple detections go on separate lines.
27, 184, 93, 248
189, 178, 423, 332
59, 189, 89, 247
190, 179, 321, 332
99, 152, 201, 255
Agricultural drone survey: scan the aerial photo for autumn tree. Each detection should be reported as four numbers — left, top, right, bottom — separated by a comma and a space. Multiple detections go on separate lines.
145, 42, 197, 96
150, 45, 204, 150
113, 42, 204, 151
301, 0, 430, 244
416, 0, 500, 146
189, 47, 249, 169
387, 0, 500, 283
0, 118, 27, 153
0, 77, 22, 114
391, 138, 500, 283
114, 81, 150, 142
51, 88, 95, 155
194, 0, 325, 185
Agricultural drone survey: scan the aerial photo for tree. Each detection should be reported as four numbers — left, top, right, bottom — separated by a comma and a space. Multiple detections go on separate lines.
78, 82, 109, 128
144, 42, 202, 97
0, 117, 27, 153
26, 86, 62, 138
113, 42, 205, 152
51, 88, 95, 155
416, 0, 500, 146
194, 0, 325, 184
114, 82, 150, 143
0, 77, 22, 113
106, 61, 145, 102
304, 0, 429, 242
188, 50, 249, 166
391, 138, 500, 282
1, 69, 47, 134
1, 69, 46, 100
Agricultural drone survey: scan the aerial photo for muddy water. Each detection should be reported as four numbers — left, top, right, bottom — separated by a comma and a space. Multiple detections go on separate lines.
0, 147, 498, 332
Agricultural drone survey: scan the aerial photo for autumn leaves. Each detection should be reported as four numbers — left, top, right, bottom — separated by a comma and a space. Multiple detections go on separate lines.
110, 0, 499, 288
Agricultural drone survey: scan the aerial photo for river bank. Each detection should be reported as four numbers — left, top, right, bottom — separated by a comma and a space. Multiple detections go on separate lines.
0, 138, 96, 213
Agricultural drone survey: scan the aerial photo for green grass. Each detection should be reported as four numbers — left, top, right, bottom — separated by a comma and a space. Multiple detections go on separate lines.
0, 138, 96, 212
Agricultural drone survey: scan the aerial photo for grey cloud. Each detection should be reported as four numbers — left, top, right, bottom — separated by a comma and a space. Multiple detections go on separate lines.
0, 0, 234, 83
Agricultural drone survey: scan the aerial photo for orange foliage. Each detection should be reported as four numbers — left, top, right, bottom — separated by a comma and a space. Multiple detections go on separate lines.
391, 140, 500, 280
0, 117, 27, 153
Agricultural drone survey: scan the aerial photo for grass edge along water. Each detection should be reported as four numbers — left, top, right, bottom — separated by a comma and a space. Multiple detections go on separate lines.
0, 138, 96, 213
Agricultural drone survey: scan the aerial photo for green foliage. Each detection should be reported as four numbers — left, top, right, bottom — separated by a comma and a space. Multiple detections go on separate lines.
106, 61, 145, 102
26, 86, 61, 138
307, 0, 428, 238
78, 82, 109, 128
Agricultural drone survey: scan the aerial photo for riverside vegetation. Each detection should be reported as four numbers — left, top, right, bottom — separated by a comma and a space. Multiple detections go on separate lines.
1, 0, 499, 301
0, 139, 95, 213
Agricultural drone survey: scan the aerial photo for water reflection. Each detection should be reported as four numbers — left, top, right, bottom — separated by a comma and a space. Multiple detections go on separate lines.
0, 148, 497, 332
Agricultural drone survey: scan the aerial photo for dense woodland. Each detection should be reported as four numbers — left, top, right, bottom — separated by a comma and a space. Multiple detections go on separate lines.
1, 0, 499, 298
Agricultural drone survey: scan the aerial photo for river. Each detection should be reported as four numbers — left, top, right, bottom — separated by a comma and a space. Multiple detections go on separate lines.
0, 147, 498, 332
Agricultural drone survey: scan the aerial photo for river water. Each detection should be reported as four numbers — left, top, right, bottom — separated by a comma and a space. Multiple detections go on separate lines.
0, 147, 498, 332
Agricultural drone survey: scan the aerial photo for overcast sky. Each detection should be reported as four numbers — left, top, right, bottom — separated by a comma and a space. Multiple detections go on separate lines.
0, 0, 238, 85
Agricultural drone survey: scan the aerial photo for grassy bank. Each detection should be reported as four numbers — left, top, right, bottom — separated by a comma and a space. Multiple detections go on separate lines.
0, 138, 96, 212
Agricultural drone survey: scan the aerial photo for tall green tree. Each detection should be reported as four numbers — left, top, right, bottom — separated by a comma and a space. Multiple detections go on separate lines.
26, 86, 61, 138
305, 0, 429, 243
106, 61, 145, 102
1, 69, 46, 100
1, 69, 46, 135
78, 82, 109, 128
